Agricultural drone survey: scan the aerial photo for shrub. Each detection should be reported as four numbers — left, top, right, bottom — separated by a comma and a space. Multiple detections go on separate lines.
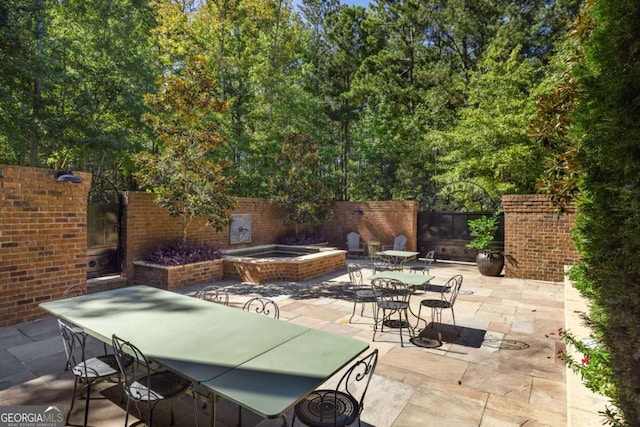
467, 211, 501, 251
143, 240, 225, 266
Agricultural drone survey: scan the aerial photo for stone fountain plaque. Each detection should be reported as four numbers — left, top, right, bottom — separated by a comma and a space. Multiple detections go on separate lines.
230, 214, 251, 244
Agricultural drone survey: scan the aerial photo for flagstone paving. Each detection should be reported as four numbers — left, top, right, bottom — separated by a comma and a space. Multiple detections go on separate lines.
0, 259, 593, 426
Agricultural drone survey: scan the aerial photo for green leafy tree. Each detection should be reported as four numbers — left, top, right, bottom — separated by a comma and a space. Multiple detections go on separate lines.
0, 0, 53, 166
0, 0, 158, 192
135, 55, 236, 242
170, 0, 315, 198
437, 38, 545, 195
270, 132, 333, 235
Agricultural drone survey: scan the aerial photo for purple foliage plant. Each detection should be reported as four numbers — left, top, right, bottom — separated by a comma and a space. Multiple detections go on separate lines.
144, 240, 225, 266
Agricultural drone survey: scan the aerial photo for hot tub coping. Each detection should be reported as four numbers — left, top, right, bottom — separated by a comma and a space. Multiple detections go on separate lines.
224, 244, 343, 263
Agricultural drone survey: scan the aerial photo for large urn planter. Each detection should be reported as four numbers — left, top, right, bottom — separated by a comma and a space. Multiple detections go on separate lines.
133, 259, 224, 291
476, 251, 505, 277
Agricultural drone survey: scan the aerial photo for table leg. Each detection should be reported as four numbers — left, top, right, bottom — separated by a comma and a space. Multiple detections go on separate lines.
210, 393, 216, 427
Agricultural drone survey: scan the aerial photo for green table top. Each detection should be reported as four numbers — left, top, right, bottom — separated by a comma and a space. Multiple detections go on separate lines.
204, 329, 368, 418
40, 286, 307, 382
40, 285, 369, 419
377, 250, 419, 258
370, 271, 434, 287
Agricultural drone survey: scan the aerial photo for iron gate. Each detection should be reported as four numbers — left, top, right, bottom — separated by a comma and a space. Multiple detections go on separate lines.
87, 175, 122, 278
87, 202, 120, 278
417, 181, 504, 262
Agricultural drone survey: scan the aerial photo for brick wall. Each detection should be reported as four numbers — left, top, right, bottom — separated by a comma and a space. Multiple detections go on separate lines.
324, 201, 419, 251
0, 169, 578, 328
122, 194, 295, 284
122, 194, 418, 284
503, 194, 579, 282
0, 165, 91, 326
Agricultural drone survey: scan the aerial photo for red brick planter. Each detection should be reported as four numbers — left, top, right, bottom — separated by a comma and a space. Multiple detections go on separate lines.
133, 259, 223, 291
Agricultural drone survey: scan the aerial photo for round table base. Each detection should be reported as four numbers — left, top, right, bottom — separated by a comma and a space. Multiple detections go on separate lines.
383, 319, 411, 329
410, 336, 442, 348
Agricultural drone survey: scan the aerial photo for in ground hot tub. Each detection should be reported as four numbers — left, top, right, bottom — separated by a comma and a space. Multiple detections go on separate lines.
223, 244, 346, 284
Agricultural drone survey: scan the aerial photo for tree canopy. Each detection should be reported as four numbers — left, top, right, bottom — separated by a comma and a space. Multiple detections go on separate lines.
1, 0, 580, 205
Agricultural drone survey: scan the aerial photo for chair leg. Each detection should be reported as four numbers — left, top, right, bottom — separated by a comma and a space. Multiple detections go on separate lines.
399, 311, 405, 347
451, 308, 460, 336
372, 307, 385, 342
66, 377, 79, 426
349, 301, 357, 323
124, 398, 130, 427
83, 382, 92, 427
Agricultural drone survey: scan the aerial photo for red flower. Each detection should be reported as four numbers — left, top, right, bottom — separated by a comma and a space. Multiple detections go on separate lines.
581, 357, 590, 365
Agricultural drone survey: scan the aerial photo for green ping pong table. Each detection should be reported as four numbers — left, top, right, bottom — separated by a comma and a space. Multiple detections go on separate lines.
40, 285, 369, 426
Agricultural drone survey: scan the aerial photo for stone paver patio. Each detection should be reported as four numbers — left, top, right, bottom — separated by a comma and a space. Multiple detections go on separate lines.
0, 260, 583, 426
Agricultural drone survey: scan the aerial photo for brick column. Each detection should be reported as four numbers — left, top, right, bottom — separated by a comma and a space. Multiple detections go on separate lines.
0, 165, 91, 326
503, 194, 579, 281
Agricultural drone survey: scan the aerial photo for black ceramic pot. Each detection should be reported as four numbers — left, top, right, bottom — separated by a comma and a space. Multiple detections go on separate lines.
476, 251, 505, 276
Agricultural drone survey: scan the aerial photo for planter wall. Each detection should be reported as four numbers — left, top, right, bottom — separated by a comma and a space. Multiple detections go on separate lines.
223, 249, 346, 284
133, 259, 223, 291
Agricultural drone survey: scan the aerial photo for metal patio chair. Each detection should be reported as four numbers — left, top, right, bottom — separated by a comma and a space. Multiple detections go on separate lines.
242, 297, 280, 319
347, 264, 376, 323
371, 278, 412, 347
418, 274, 464, 336
238, 297, 281, 424
293, 349, 379, 427
408, 249, 435, 277
112, 334, 197, 427
59, 284, 108, 371
60, 320, 128, 427
195, 284, 229, 306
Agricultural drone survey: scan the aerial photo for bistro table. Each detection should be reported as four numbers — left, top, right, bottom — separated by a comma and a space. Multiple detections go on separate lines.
369, 271, 442, 348
377, 250, 419, 271
40, 285, 369, 426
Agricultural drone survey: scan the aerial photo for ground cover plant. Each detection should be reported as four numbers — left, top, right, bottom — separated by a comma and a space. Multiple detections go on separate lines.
143, 240, 225, 267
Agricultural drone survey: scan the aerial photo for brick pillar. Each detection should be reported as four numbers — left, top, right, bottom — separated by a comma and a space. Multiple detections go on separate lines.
0, 165, 91, 326
503, 194, 579, 282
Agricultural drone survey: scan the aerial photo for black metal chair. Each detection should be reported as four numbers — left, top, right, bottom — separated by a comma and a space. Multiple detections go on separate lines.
347, 264, 376, 323
111, 334, 196, 427
418, 274, 464, 336
236, 296, 281, 425
408, 250, 435, 276
293, 349, 378, 427
242, 297, 280, 319
59, 320, 127, 427
371, 278, 412, 347
59, 284, 108, 371
195, 284, 229, 306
